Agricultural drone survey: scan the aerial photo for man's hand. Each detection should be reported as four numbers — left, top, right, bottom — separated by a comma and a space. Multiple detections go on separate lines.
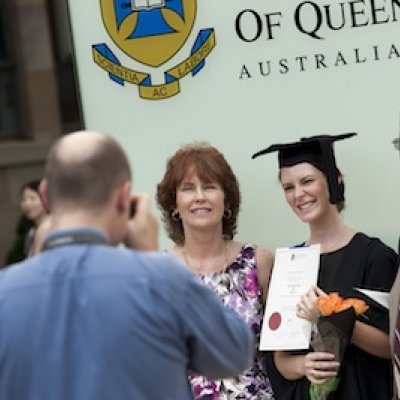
125, 193, 159, 251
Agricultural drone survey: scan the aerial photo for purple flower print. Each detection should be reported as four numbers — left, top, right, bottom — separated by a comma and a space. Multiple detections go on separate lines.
243, 268, 259, 297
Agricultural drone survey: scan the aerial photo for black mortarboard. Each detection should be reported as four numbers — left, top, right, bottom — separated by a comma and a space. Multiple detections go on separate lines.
252, 133, 357, 204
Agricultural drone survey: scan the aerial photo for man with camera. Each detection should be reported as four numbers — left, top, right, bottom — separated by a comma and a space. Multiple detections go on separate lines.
0, 130, 254, 400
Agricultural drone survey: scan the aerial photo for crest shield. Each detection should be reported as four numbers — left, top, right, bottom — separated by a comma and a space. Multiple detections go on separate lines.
100, 0, 197, 67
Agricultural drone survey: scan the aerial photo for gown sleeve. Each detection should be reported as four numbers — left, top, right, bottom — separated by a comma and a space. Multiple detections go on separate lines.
349, 237, 399, 333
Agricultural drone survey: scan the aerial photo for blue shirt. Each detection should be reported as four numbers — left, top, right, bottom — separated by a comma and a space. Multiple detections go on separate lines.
0, 228, 253, 400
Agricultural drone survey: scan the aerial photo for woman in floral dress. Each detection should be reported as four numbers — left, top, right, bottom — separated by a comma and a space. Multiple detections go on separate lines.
157, 142, 275, 399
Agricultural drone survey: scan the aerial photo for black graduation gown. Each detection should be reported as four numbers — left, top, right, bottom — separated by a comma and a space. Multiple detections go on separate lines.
264, 233, 399, 400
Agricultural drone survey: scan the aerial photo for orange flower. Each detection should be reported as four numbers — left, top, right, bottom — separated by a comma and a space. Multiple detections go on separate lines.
316, 292, 369, 316
336, 298, 369, 315
316, 292, 342, 316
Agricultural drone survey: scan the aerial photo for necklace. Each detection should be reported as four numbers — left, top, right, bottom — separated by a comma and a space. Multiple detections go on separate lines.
182, 241, 229, 274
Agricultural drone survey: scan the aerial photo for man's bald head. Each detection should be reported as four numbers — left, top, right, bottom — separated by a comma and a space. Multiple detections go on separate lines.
44, 131, 131, 213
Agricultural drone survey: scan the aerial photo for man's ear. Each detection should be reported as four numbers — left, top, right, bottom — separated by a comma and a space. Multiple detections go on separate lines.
116, 180, 132, 215
38, 179, 50, 212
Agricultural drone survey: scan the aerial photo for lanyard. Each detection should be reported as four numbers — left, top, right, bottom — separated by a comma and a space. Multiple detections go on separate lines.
42, 231, 108, 251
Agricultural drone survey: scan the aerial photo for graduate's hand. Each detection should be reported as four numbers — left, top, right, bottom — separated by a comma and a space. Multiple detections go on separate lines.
125, 193, 159, 251
296, 286, 327, 322
303, 351, 339, 385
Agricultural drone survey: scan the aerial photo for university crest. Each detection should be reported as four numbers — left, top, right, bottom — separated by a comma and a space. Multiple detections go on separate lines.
92, 0, 216, 100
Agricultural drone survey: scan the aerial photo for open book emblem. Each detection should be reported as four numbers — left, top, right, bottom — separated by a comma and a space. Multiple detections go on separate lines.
100, 0, 196, 67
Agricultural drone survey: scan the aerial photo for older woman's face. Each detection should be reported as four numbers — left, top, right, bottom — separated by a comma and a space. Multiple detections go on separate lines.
175, 172, 225, 232
279, 162, 333, 223
20, 187, 46, 224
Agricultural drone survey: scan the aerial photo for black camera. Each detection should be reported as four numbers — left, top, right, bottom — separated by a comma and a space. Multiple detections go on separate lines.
129, 199, 137, 218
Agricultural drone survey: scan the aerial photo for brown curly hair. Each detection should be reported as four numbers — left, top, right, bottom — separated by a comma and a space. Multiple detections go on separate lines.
156, 142, 241, 245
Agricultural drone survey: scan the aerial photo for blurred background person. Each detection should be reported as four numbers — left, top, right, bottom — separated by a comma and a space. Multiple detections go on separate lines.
5, 179, 47, 264
157, 142, 275, 399
252, 133, 398, 400
30, 214, 53, 256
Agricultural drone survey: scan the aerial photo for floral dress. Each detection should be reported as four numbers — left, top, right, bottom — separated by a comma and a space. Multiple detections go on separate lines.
189, 244, 275, 400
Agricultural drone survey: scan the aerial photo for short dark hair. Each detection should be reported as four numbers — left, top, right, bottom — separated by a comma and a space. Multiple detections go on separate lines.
309, 162, 346, 212
20, 179, 41, 194
44, 132, 131, 211
156, 142, 241, 245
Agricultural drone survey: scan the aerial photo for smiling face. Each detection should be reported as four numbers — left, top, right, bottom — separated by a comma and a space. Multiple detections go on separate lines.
279, 162, 336, 223
20, 187, 46, 225
176, 171, 225, 234
156, 143, 241, 244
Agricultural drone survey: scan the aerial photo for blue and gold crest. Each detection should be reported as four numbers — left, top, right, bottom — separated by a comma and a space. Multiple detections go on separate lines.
100, 0, 196, 67
93, 0, 215, 100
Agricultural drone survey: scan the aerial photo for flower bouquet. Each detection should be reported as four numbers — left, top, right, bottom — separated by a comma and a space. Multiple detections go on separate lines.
309, 293, 369, 400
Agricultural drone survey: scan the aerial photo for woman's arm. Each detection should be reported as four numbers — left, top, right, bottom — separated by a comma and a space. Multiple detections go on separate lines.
274, 351, 306, 380
351, 320, 391, 359
255, 246, 274, 301
298, 286, 391, 359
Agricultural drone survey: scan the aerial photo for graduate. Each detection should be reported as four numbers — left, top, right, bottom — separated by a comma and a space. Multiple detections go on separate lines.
253, 133, 399, 399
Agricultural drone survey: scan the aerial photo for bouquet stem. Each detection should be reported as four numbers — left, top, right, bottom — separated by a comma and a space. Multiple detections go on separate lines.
309, 378, 339, 400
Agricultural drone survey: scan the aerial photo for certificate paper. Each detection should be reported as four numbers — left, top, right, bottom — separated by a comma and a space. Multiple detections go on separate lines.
259, 245, 320, 351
